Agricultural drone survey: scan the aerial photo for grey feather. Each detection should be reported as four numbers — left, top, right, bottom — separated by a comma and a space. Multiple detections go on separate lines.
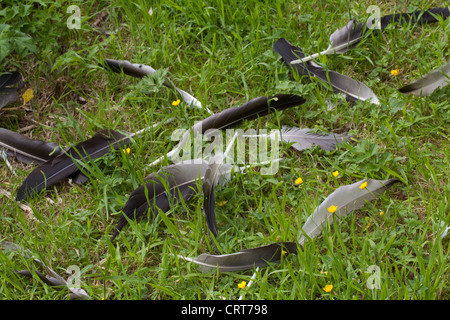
298, 178, 400, 246
399, 61, 450, 96
266, 126, 350, 151
186, 242, 299, 272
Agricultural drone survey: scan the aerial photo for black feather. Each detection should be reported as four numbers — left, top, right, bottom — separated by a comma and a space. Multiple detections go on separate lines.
16, 129, 130, 201
112, 160, 209, 240
0, 71, 24, 110
0, 128, 62, 164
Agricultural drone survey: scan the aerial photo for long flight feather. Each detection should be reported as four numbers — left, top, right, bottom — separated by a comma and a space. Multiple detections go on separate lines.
298, 178, 400, 246
149, 94, 306, 166
398, 61, 450, 96
16, 129, 131, 201
15, 118, 172, 201
182, 242, 299, 273
274, 38, 379, 105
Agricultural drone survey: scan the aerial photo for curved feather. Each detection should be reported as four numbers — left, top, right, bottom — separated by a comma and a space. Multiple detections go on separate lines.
298, 178, 400, 246
274, 38, 379, 105
16, 129, 130, 201
399, 61, 450, 96
184, 242, 299, 272
112, 159, 237, 239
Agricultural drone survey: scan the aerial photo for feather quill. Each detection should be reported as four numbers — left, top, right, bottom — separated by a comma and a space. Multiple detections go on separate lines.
398, 61, 450, 96
0, 71, 24, 110
112, 159, 237, 240
181, 242, 299, 272
149, 94, 306, 166
16, 129, 131, 201
274, 38, 379, 105
101, 58, 210, 113
292, 7, 450, 64
298, 178, 400, 246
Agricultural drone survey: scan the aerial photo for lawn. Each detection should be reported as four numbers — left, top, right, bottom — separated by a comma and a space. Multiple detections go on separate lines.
0, 0, 449, 301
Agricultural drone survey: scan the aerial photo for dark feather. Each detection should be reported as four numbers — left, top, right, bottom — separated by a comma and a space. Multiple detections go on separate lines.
273, 38, 379, 104
379, 7, 449, 28
16, 129, 130, 201
0, 71, 25, 110
0, 128, 62, 164
113, 160, 208, 239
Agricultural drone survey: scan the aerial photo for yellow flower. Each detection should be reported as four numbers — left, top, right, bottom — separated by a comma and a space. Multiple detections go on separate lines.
327, 205, 337, 213
238, 281, 247, 289
332, 170, 339, 177
359, 181, 368, 190
172, 99, 181, 106
218, 201, 228, 206
390, 69, 399, 76
380, 211, 384, 216
323, 284, 333, 293
122, 147, 131, 155
281, 249, 287, 255
295, 177, 303, 185
22, 88, 34, 104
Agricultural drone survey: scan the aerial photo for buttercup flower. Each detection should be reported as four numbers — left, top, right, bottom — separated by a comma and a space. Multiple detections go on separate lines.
323, 284, 333, 293
295, 177, 303, 185
332, 170, 339, 177
172, 99, 181, 106
327, 205, 337, 213
390, 69, 399, 76
380, 211, 384, 216
238, 281, 247, 289
359, 181, 368, 189
122, 147, 131, 155
218, 201, 228, 206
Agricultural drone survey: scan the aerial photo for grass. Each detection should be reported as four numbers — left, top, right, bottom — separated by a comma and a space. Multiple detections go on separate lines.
0, 0, 449, 300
